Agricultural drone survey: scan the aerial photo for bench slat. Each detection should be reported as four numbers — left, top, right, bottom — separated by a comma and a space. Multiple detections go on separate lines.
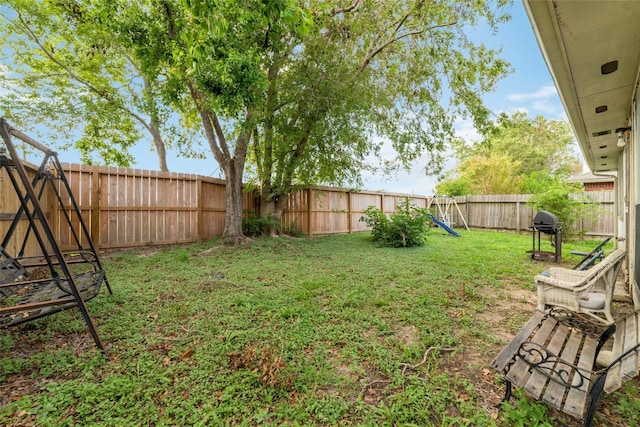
564, 335, 598, 418
506, 316, 557, 388
620, 314, 638, 381
524, 323, 569, 399
542, 329, 581, 411
490, 311, 546, 372
604, 317, 626, 393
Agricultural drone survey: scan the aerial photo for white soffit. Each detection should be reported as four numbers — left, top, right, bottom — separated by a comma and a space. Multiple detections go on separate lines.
524, 0, 640, 172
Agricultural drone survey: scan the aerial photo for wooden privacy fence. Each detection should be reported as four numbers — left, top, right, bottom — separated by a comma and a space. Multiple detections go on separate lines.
53, 164, 250, 250
0, 163, 614, 251
280, 190, 614, 237
448, 192, 614, 237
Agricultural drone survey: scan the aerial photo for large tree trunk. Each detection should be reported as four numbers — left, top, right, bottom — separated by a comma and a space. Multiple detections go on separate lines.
191, 86, 253, 244
259, 187, 290, 236
222, 161, 248, 243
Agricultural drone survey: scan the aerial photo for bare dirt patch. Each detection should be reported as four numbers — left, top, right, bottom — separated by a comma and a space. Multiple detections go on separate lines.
396, 325, 421, 348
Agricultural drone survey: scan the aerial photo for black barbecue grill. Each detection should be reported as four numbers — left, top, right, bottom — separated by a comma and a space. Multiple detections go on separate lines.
530, 210, 562, 262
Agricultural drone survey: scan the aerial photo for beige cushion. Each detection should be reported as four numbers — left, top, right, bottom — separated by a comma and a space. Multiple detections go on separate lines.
579, 293, 605, 310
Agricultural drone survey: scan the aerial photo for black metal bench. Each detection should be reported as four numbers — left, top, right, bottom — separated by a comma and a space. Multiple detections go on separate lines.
0, 249, 106, 326
490, 309, 640, 427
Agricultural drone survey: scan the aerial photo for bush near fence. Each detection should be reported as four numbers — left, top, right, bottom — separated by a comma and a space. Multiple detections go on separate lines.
0, 163, 614, 251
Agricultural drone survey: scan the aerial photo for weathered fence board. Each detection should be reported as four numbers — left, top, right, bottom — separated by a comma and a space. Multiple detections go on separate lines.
451, 192, 614, 236
0, 163, 53, 257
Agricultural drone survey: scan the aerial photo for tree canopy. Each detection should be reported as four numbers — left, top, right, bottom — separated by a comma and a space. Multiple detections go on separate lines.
437, 111, 581, 195
2, 0, 513, 240
245, 0, 512, 228
0, 0, 198, 171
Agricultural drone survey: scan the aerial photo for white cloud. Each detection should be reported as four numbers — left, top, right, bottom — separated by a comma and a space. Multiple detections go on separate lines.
507, 85, 558, 101
361, 158, 440, 195
496, 85, 569, 119
532, 99, 560, 115
453, 118, 481, 142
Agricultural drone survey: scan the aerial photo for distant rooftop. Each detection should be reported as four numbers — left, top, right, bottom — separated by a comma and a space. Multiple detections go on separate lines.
569, 172, 616, 184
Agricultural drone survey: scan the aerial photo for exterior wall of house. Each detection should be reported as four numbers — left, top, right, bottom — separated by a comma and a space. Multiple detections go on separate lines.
632, 92, 640, 309
584, 182, 614, 191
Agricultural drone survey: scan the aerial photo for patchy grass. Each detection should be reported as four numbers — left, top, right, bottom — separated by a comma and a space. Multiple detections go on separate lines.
0, 230, 635, 426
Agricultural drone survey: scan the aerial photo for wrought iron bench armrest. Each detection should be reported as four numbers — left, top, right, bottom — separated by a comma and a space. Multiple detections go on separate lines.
516, 341, 602, 391
603, 342, 640, 372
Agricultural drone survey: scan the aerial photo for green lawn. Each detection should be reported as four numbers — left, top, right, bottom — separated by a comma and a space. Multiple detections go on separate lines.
1, 229, 637, 426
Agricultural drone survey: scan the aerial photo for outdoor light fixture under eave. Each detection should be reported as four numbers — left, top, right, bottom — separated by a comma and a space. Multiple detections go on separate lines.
616, 127, 631, 148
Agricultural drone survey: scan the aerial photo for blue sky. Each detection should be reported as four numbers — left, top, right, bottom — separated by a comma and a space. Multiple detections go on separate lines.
4, 1, 572, 195
360, 1, 572, 195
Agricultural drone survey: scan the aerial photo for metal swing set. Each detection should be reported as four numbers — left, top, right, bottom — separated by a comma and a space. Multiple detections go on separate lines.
0, 119, 111, 352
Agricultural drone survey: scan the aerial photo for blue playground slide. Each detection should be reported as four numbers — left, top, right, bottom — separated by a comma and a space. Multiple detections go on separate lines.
428, 214, 461, 237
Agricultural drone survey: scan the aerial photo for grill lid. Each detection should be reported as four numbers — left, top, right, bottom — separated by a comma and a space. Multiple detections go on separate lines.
533, 210, 561, 233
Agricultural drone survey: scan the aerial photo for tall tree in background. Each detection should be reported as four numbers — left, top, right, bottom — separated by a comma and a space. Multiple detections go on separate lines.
437, 111, 580, 195
248, 0, 512, 230
2, 0, 512, 241
455, 153, 522, 194
462, 112, 579, 179
89, 0, 314, 243
0, 1, 188, 171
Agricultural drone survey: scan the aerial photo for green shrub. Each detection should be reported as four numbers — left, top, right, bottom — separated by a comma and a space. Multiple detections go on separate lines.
359, 199, 430, 247
242, 210, 280, 236
282, 218, 305, 237
526, 175, 597, 240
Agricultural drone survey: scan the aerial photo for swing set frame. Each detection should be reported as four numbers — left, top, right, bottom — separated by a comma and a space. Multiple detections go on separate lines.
0, 119, 111, 352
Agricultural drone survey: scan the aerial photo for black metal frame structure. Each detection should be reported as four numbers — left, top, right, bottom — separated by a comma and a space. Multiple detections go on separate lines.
0, 119, 111, 352
529, 211, 563, 263
572, 237, 613, 270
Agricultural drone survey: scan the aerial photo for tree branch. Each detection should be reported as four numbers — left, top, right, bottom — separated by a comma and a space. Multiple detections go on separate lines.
211, 114, 231, 159
279, 121, 313, 188
12, 12, 153, 133
188, 83, 225, 164
358, 13, 458, 73
330, 0, 364, 16
233, 109, 254, 171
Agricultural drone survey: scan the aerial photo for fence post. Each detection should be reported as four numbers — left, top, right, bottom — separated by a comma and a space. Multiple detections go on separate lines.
466, 195, 470, 228
516, 200, 521, 232
196, 177, 204, 241
308, 188, 314, 236
90, 170, 101, 250
347, 191, 352, 233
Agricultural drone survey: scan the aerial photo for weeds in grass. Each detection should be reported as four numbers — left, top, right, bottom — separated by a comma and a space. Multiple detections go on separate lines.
500, 389, 555, 426
0, 231, 628, 425
612, 383, 640, 425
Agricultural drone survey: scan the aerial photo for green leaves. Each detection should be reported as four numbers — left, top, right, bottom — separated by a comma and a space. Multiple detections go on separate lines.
249, 0, 512, 206
360, 199, 430, 248
440, 111, 581, 195
0, 0, 179, 170
527, 176, 593, 240
3, 0, 514, 239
